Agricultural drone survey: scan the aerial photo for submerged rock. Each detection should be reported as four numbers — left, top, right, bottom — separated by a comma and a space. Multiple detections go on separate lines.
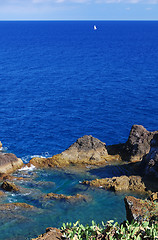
43, 193, 89, 203
0, 153, 23, 174
82, 175, 147, 192
124, 196, 158, 223
0, 202, 34, 210
1, 181, 20, 192
32, 227, 62, 240
29, 135, 121, 168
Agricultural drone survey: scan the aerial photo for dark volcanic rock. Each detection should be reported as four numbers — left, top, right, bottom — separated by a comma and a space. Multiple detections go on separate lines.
124, 196, 158, 223
108, 125, 158, 163
141, 133, 158, 180
124, 125, 156, 162
0, 153, 23, 174
1, 181, 20, 192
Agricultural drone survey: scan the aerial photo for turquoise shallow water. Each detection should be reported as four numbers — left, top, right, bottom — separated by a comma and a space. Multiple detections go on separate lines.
0, 166, 146, 240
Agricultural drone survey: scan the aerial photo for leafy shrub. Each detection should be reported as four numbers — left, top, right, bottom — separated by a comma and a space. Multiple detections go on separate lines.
61, 219, 158, 239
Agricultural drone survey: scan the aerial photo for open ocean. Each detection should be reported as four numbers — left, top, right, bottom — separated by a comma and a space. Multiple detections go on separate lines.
0, 21, 158, 239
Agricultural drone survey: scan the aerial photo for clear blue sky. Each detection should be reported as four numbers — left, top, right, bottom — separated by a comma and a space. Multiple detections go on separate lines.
0, 0, 158, 20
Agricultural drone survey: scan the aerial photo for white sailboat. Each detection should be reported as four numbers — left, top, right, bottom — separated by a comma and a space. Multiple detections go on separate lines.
94, 25, 97, 30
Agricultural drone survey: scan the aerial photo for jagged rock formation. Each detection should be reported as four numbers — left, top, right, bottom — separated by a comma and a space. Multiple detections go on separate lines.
28, 125, 158, 173
124, 196, 158, 223
0, 153, 23, 174
82, 175, 147, 192
29, 135, 120, 168
108, 125, 158, 163
124, 125, 156, 162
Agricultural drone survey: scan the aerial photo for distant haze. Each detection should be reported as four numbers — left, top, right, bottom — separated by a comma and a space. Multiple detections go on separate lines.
0, 0, 158, 20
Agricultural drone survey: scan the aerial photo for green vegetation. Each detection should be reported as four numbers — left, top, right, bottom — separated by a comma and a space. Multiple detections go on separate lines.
61, 220, 158, 240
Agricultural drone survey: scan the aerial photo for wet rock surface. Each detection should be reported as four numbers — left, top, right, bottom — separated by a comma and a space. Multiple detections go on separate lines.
1, 180, 20, 192
82, 175, 147, 192
124, 196, 158, 223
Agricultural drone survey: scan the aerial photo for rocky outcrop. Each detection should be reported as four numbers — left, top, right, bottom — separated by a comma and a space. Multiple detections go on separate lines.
29, 135, 121, 168
0, 153, 23, 174
43, 193, 89, 203
1, 181, 19, 192
124, 196, 158, 223
32, 227, 62, 240
82, 175, 147, 192
124, 125, 156, 162
108, 125, 158, 163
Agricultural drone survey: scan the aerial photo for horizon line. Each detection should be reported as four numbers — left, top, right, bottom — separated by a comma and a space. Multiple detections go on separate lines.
0, 19, 158, 21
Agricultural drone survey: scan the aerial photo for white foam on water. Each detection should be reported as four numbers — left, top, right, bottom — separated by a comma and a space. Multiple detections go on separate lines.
0, 146, 8, 152
11, 193, 16, 197
18, 164, 36, 171
21, 155, 30, 163
22, 153, 51, 164
31, 155, 46, 159
21, 192, 31, 196
8, 198, 17, 203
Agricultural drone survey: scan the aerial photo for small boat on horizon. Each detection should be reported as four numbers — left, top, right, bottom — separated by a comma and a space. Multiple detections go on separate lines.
94, 25, 97, 30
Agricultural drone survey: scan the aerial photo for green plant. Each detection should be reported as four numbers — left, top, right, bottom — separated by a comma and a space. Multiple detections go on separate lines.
60, 219, 158, 240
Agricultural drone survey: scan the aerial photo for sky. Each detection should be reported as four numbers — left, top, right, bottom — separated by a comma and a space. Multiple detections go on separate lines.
0, 0, 158, 20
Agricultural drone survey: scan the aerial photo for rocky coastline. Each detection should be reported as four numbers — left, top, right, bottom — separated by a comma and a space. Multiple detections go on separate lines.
0, 124, 157, 239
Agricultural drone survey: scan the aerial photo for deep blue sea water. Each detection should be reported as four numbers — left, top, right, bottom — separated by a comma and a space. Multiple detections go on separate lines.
0, 21, 158, 239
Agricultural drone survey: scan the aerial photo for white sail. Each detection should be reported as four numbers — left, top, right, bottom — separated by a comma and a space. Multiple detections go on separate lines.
94, 25, 97, 30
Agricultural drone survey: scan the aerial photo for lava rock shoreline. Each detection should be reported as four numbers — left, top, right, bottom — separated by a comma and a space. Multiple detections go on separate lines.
0, 124, 157, 240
